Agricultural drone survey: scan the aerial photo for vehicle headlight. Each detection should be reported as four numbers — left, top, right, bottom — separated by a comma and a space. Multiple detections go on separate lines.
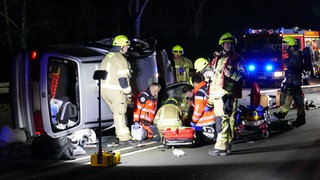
274, 71, 284, 78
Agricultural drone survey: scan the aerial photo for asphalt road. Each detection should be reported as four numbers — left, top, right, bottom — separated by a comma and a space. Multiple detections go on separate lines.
1, 81, 320, 180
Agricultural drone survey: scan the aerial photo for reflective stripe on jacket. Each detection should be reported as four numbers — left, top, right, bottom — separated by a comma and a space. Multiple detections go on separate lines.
133, 90, 157, 123
101, 52, 132, 93
192, 81, 216, 126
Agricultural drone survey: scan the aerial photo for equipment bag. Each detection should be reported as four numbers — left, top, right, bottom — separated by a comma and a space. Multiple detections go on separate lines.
31, 135, 75, 160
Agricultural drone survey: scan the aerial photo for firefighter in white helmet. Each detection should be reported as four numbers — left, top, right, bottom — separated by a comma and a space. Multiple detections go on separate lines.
100, 35, 136, 145
204, 32, 247, 156
172, 45, 194, 82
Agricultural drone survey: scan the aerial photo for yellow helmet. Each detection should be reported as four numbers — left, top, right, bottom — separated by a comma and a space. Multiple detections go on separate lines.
194, 57, 209, 72
165, 97, 178, 105
112, 35, 130, 46
188, 76, 193, 85
219, 32, 236, 45
282, 36, 296, 46
172, 45, 184, 54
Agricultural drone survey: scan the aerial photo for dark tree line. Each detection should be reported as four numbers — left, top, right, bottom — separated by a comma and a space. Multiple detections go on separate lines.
1, 0, 214, 56
1, 0, 319, 82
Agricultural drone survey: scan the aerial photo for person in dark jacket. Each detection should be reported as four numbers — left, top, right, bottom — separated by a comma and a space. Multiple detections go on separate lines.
273, 36, 306, 127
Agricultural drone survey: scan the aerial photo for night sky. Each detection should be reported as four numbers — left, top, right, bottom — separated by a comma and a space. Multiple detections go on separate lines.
1, 0, 320, 81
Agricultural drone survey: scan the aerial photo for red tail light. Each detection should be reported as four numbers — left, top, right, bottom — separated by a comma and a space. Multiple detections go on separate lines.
31, 50, 37, 60
33, 111, 45, 135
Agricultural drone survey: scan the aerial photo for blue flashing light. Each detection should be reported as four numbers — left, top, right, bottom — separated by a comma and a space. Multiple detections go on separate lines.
266, 64, 273, 71
248, 64, 255, 71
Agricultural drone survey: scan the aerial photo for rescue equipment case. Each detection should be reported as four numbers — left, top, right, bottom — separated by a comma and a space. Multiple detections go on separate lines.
91, 151, 120, 167
131, 124, 147, 140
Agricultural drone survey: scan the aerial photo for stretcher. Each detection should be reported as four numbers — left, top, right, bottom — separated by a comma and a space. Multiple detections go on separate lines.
162, 126, 196, 147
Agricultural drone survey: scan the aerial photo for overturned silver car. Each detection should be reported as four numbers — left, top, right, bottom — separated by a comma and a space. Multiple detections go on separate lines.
11, 37, 175, 139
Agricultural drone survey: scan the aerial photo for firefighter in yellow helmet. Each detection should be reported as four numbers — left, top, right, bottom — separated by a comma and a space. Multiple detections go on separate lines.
172, 45, 194, 82
100, 35, 136, 145
194, 57, 209, 73
207, 32, 247, 156
194, 57, 215, 82
153, 98, 183, 138
273, 36, 305, 127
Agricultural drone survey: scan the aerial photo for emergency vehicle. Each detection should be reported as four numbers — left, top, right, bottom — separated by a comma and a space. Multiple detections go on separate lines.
241, 27, 320, 86
11, 37, 175, 139
281, 27, 320, 77
281, 27, 320, 53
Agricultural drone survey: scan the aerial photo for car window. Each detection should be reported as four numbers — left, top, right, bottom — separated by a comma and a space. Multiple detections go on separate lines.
165, 82, 189, 106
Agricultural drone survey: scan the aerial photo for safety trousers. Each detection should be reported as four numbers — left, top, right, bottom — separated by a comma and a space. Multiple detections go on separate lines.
213, 97, 238, 150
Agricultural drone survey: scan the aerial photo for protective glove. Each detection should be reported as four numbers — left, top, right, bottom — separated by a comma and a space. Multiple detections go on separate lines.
126, 94, 134, 108
204, 106, 213, 112
126, 94, 133, 103
190, 122, 203, 131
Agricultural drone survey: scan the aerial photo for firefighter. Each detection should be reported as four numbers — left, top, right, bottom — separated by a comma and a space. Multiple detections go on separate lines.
100, 35, 135, 144
181, 84, 195, 126
194, 57, 214, 82
273, 36, 306, 127
205, 32, 247, 156
172, 45, 194, 82
153, 98, 183, 138
133, 82, 161, 141
190, 74, 216, 144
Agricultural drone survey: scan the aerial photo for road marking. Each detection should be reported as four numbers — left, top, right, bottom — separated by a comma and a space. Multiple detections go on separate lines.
121, 146, 159, 157
73, 141, 158, 164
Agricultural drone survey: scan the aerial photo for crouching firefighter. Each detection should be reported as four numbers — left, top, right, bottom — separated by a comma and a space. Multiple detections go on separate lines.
133, 82, 161, 141
206, 32, 247, 156
153, 98, 183, 138
189, 74, 216, 145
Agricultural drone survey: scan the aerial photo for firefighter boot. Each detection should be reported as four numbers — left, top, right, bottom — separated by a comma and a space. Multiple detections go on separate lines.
273, 112, 286, 120
208, 148, 227, 156
292, 118, 306, 128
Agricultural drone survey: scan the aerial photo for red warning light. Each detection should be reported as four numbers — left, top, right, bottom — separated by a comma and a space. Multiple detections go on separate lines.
31, 50, 37, 60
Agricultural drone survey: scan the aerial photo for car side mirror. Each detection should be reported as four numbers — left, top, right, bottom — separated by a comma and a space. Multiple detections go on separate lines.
93, 70, 107, 80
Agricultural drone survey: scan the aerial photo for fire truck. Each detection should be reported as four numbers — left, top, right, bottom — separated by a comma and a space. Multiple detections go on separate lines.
282, 27, 320, 77
282, 27, 320, 53
241, 27, 320, 86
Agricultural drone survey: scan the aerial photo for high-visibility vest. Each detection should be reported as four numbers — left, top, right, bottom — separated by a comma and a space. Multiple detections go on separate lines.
192, 81, 216, 126
133, 90, 157, 123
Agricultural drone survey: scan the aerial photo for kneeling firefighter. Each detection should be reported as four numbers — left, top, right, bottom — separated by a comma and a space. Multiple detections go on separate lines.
153, 98, 183, 138
189, 74, 216, 145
